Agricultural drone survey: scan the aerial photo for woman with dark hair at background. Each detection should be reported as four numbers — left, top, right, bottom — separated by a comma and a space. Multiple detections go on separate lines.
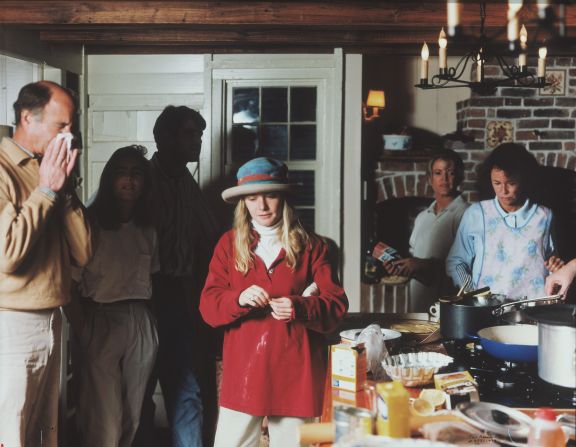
382, 149, 469, 311
67, 145, 159, 447
447, 143, 564, 300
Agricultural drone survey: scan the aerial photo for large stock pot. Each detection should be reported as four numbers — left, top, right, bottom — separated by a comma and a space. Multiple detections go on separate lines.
522, 304, 576, 388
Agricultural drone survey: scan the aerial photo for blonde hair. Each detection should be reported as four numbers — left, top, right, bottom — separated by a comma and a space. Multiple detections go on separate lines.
233, 196, 310, 274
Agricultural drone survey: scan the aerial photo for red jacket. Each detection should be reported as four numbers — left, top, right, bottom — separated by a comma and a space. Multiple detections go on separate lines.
200, 230, 348, 417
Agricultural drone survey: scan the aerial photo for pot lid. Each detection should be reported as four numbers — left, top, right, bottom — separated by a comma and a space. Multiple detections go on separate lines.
455, 402, 532, 439
522, 304, 576, 327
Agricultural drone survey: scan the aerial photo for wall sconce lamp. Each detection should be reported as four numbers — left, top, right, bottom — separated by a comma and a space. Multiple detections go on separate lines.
363, 90, 385, 122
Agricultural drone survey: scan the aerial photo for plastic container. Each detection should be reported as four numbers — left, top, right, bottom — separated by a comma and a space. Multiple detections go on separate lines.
527, 408, 566, 447
375, 381, 410, 438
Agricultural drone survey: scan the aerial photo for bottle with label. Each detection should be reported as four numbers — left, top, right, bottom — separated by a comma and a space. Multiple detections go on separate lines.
362, 240, 382, 284
527, 408, 565, 447
375, 381, 410, 438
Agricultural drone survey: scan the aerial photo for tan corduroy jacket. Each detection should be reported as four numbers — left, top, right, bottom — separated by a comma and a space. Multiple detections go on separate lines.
0, 137, 92, 310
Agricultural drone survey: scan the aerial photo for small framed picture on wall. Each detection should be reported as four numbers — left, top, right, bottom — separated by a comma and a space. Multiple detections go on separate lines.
539, 69, 566, 96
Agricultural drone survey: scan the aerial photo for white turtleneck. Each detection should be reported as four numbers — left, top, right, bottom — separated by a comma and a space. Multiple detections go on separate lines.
252, 220, 283, 269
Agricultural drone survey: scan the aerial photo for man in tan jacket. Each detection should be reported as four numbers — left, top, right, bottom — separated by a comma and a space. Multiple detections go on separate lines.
0, 81, 92, 447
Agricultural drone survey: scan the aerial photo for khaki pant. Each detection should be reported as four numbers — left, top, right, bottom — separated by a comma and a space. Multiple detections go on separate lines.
76, 301, 158, 447
214, 406, 313, 447
0, 308, 62, 447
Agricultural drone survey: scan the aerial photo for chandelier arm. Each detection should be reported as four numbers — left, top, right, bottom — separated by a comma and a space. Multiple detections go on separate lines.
415, 0, 557, 92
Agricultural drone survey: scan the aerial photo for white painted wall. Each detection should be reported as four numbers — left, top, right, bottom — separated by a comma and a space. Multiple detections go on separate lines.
0, 54, 41, 127
366, 55, 471, 138
410, 56, 471, 135
85, 54, 205, 199
342, 54, 363, 312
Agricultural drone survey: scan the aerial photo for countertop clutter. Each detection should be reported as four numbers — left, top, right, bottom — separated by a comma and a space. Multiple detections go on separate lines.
300, 311, 576, 447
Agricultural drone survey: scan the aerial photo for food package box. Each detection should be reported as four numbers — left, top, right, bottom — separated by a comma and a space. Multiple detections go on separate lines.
372, 241, 401, 263
331, 343, 367, 392
332, 388, 362, 407
434, 371, 479, 410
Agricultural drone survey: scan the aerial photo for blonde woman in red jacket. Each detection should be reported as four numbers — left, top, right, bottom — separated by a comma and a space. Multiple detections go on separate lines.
200, 157, 348, 447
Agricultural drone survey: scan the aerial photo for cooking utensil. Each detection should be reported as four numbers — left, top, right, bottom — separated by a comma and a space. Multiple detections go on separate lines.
438, 286, 490, 304
388, 319, 440, 344
440, 294, 562, 340
456, 276, 471, 297
494, 294, 563, 325
522, 304, 576, 388
492, 294, 563, 316
339, 328, 402, 344
455, 401, 533, 440
474, 325, 538, 362
381, 352, 453, 387
439, 297, 501, 340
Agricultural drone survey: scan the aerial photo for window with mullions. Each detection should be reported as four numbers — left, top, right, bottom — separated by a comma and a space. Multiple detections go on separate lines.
231, 86, 317, 230
231, 86, 317, 163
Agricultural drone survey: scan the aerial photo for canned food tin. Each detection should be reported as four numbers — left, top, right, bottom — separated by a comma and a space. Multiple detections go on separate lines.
333, 405, 373, 442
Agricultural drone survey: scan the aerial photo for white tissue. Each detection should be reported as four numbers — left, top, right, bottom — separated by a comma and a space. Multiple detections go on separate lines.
56, 132, 73, 151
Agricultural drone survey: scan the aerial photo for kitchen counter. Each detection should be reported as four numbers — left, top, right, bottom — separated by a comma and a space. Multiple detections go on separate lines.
305, 313, 576, 445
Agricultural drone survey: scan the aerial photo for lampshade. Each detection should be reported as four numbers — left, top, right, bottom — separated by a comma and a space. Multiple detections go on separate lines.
366, 90, 385, 108
0, 125, 13, 139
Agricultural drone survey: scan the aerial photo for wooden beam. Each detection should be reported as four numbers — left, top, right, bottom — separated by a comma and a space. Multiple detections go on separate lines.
40, 29, 443, 46
2, 2, 574, 28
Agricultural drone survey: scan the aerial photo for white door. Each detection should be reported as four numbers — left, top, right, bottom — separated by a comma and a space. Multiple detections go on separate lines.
205, 51, 343, 245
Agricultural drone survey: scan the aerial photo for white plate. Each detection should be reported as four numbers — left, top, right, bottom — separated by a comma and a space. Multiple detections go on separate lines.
339, 328, 402, 343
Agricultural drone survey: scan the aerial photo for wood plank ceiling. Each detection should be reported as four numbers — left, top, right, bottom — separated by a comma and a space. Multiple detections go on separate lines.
0, 1, 575, 54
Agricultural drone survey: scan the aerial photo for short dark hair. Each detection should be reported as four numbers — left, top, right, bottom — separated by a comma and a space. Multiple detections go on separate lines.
13, 81, 75, 126
426, 149, 465, 186
13, 82, 52, 125
478, 143, 540, 200
88, 145, 153, 230
153, 105, 206, 151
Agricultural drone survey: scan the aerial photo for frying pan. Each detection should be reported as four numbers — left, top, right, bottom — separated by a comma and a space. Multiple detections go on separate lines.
473, 325, 538, 362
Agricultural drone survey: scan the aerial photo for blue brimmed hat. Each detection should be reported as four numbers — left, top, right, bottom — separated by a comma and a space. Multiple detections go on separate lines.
221, 157, 298, 203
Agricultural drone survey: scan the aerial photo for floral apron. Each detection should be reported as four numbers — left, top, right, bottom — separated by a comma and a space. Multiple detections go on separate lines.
478, 200, 550, 300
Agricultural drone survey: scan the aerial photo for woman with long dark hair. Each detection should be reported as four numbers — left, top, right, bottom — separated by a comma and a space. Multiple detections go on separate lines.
70, 145, 159, 447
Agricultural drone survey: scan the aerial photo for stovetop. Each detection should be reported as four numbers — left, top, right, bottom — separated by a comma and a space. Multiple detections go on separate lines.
442, 340, 576, 409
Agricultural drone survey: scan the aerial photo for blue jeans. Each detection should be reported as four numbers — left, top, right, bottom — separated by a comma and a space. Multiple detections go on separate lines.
156, 297, 204, 447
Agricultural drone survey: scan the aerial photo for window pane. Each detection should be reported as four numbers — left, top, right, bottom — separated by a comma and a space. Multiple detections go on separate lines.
233, 88, 259, 124
291, 87, 316, 122
231, 125, 258, 163
289, 170, 314, 207
262, 87, 287, 122
260, 125, 288, 160
296, 208, 315, 232
290, 125, 316, 160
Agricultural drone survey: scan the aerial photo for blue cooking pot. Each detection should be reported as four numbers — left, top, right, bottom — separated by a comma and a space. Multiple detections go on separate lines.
472, 325, 539, 363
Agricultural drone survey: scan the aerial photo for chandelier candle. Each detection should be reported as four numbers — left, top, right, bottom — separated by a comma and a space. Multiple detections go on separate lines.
538, 46, 547, 78
507, 0, 523, 49
447, 1, 461, 37
420, 43, 429, 84
519, 25, 528, 71
438, 28, 448, 72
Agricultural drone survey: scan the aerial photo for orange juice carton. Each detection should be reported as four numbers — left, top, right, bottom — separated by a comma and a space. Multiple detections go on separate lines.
331, 343, 367, 392
434, 370, 479, 409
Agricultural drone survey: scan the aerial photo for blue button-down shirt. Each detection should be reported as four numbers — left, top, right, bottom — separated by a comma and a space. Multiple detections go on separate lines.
446, 198, 555, 289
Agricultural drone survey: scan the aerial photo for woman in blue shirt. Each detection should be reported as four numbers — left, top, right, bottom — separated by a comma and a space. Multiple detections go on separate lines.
446, 143, 564, 300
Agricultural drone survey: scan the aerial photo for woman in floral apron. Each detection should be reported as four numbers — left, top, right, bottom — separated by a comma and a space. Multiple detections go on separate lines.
446, 143, 564, 300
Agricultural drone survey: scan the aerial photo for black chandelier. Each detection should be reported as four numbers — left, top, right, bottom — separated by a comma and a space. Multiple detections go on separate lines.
414, 1, 572, 94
